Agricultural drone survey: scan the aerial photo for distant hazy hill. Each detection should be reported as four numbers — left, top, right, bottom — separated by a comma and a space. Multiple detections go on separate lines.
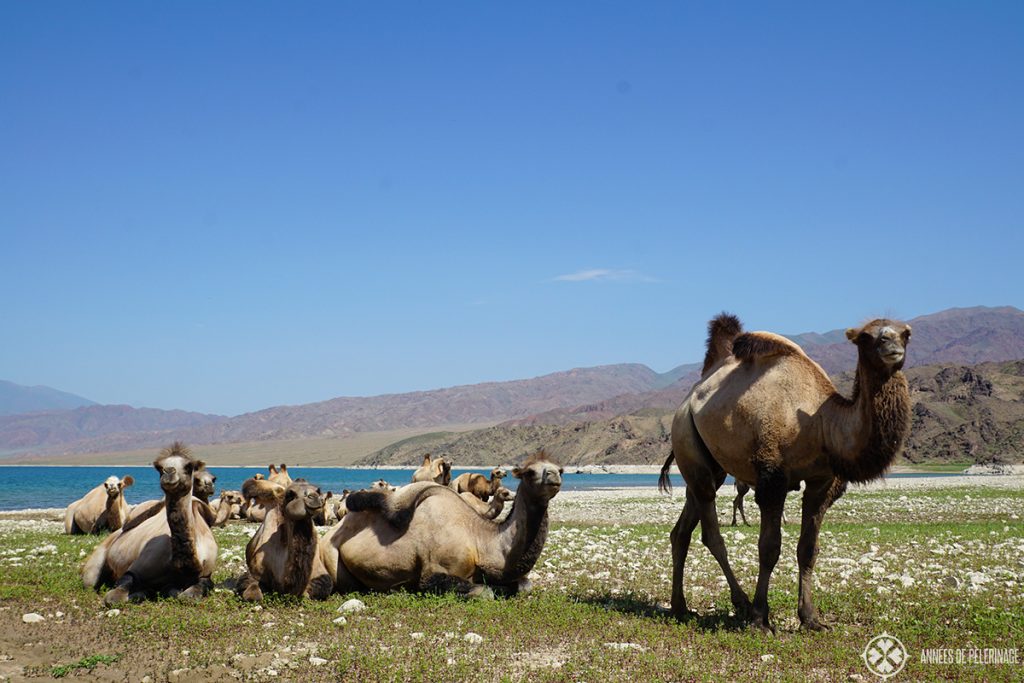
0, 405, 226, 456
361, 360, 1024, 467
0, 364, 680, 457
0, 380, 97, 416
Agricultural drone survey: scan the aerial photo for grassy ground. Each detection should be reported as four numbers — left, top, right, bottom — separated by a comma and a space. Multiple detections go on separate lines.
0, 482, 1021, 682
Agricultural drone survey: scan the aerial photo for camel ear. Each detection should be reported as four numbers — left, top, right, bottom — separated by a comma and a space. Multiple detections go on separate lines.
512, 467, 523, 479
121, 476, 135, 488
422, 454, 431, 466
845, 328, 859, 342
194, 460, 206, 471
902, 325, 912, 341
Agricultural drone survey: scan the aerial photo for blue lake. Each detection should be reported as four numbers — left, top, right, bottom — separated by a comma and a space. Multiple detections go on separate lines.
0, 466, 961, 511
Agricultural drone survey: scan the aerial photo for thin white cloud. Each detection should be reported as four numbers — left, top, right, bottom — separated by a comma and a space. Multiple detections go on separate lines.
553, 268, 657, 283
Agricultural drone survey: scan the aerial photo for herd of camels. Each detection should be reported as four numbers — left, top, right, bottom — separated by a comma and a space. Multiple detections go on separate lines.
68, 313, 912, 634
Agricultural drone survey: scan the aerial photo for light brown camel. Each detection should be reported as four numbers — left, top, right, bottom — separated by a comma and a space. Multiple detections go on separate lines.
659, 313, 911, 632
450, 467, 507, 501
212, 490, 245, 520
268, 463, 292, 486
236, 478, 332, 601
64, 475, 135, 535
82, 442, 219, 605
460, 486, 514, 520
731, 482, 789, 526
411, 454, 452, 485
319, 451, 562, 597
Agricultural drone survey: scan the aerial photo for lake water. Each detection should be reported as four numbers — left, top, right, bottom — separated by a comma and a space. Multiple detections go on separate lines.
0, 466, 961, 511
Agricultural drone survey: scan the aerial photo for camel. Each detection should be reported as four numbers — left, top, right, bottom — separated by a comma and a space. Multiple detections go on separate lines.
82, 442, 219, 605
212, 490, 245, 520
450, 467, 507, 501
460, 486, 514, 520
64, 475, 135, 535
313, 491, 335, 526
319, 451, 562, 597
268, 464, 292, 486
236, 477, 332, 601
411, 454, 452, 485
731, 482, 789, 526
658, 313, 911, 632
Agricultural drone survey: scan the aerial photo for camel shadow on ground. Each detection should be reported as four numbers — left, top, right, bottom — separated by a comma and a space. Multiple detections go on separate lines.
571, 591, 750, 631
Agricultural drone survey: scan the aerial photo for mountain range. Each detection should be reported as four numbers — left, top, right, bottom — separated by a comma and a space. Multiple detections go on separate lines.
0, 380, 96, 416
2, 305, 1023, 463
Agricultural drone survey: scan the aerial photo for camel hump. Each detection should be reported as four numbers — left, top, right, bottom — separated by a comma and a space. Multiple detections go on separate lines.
702, 313, 744, 376
347, 483, 452, 530
731, 332, 804, 362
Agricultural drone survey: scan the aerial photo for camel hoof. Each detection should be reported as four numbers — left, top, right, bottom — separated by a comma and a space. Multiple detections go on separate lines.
240, 584, 263, 602
103, 587, 130, 606
176, 585, 205, 603
749, 621, 776, 636
800, 618, 831, 632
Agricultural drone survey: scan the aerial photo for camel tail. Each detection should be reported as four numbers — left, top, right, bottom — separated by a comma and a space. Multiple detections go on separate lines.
702, 312, 744, 377
658, 452, 676, 494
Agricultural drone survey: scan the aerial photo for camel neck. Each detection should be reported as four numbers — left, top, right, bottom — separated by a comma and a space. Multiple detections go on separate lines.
165, 489, 201, 581
105, 494, 127, 529
824, 361, 911, 483
282, 517, 317, 594
494, 493, 549, 583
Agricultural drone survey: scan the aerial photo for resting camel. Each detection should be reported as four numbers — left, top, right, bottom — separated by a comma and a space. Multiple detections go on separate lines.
313, 491, 335, 526
659, 313, 911, 632
411, 454, 452, 485
236, 477, 332, 601
460, 486, 514, 520
82, 442, 219, 605
450, 467, 507, 501
212, 490, 245, 520
320, 451, 562, 597
731, 482, 789, 526
64, 475, 135, 535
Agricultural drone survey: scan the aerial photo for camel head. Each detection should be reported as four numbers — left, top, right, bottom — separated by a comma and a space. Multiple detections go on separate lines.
846, 319, 912, 373
154, 442, 203, 496
242, 477, 324, 521
370, 479, 397, 492
512, 451, 563, 502
192, 468, 216, 501
494, 486, 515, 503
490, 467, 507, 481
102, 475, 134, 499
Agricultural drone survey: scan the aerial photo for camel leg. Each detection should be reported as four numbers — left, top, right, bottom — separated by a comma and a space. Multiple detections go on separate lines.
669, 488, 700, 618
103, 571, 139, 606
750, 470, 787, 633
422, 574, 494, 600
693, 477, 751, 618
177, 577, 213, 602
797, 477, 846, 631
306, 572, 333, 601
732, 482, 750, 526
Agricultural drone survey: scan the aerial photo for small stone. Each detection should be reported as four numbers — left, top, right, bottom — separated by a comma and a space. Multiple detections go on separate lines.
734, 532, 747, 541
410, 632, 424, 640
141, 677, 154, 683
105, 609, 121, 618
54, 611, 64, 618
332, 616, 347, 626
252, 605, 263, 612
309, 657, 328, 666
339, 598, 366, 613
761, 654, 775, 662
603, 642, 646, 652
21, 613, 44, 623
463, 632, 483, 644
942, 576, 962, 589
265, 669, 278, 677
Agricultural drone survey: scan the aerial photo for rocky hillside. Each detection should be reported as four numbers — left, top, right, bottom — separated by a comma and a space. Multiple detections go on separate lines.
361, 360, 1024, 467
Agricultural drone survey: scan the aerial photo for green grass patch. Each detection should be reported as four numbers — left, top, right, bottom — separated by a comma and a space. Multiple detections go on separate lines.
51, 654, 122, 678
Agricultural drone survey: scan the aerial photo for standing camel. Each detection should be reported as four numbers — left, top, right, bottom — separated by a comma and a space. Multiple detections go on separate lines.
659, 313, 911, 632
82, 442, 219, 605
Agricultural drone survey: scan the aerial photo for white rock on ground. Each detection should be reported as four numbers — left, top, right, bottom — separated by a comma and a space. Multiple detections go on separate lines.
339, 598, 366, 613
463, 633, 484, 644
105, 609, 121, 617
332, 616, 347, 626
309, 657, 328, 666
21, 613, 44, 623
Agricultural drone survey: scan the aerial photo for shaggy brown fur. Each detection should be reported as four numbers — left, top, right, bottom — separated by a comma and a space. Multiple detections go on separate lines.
702, 313, 743, 376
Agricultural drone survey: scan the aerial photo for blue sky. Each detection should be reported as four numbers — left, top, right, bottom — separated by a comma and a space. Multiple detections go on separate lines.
2, 2, 1022, 415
